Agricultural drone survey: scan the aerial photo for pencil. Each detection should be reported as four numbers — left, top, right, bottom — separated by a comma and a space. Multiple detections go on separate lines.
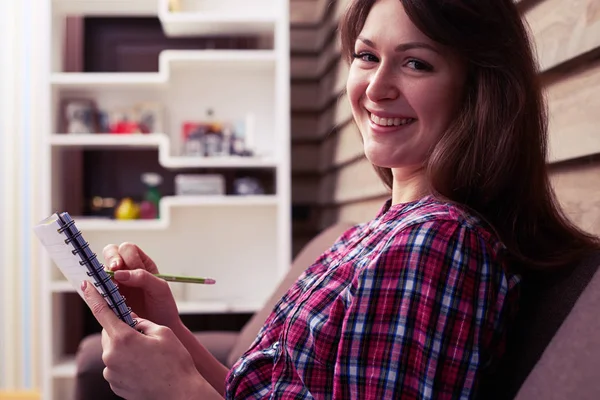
105, 269, 216, 285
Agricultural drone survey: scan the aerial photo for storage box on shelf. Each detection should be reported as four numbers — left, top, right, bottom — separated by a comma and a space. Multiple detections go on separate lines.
43, 1, 290, 399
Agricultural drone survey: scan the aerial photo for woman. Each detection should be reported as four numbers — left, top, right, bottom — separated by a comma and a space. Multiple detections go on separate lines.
83, 0, 598, 399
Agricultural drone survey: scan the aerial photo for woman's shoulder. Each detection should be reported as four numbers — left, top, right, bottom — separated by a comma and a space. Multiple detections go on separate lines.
384, 195, 505, 252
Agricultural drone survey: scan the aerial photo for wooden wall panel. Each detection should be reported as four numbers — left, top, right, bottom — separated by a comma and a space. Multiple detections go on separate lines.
337, 195, 390, 223
547, 58, 600, 162
320, 158, 388, 204
290, 0, 331, 25
319, 60, 349, 106
292, 114, 319, 140
320, 195, 389, 228
317, 93, 353, 137
291, 38, 340, 79
292, 59, 348, 113
292, 176, 321, 203
291, 81, 319, 111
525, 0, 600, 72
292, 143, 322, 172
550, 158, 600, 236
290, 23, 332, 53
320, 121, 362, 171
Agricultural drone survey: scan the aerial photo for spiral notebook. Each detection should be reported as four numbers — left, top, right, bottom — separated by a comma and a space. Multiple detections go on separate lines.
34, 212, 137, 328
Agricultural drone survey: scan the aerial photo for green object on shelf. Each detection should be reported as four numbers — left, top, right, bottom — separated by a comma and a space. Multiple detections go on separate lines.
141, 173, 162, 219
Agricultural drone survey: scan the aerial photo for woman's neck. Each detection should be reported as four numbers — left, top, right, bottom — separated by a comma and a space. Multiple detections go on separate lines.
390, 167, 429, 205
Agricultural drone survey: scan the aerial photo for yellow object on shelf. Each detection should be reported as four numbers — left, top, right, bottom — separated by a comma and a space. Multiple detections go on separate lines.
168, 0, 182, 12
114, 197, 140, 220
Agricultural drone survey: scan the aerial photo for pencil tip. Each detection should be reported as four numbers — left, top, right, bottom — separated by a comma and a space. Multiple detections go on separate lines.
206, 279, 216, 284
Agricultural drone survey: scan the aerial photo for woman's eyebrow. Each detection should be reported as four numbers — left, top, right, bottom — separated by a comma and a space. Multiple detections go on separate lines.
357, 36, 440, 55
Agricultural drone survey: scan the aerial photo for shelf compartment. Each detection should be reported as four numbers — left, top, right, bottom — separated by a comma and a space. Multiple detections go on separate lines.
75, 205, 281, 307
158, 0, 277, 36
53, 1, 278, 36
49, 133, 278, 169
177, 299, 264, 314
49, 284, 264, 313
73, 195, 279, 231
51, 50, 276, 88
51, 50, 278, 159
52, 0, 157, 16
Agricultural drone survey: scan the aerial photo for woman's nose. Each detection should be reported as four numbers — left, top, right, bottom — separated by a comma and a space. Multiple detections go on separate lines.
365, 66, 400, 102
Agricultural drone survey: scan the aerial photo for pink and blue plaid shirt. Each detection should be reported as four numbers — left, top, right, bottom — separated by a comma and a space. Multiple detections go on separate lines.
226, 196, 521, 399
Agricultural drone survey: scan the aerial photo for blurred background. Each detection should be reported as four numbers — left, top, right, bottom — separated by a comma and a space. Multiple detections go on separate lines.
1, 0, 599, 399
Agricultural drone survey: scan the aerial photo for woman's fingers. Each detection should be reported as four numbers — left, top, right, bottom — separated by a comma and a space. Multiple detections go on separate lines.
103, 242, 159, 274
103, 244, 123, 271
114, 269, 171, 297
118, 242, 160, 274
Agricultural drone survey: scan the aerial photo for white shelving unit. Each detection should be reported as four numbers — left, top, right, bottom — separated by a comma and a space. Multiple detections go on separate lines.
42, 0, 290, 399
49, 133, 279, 168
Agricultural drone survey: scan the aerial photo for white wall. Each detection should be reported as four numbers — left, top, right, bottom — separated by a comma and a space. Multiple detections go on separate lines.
0, 0, 46, 391
0, 0, 11, 389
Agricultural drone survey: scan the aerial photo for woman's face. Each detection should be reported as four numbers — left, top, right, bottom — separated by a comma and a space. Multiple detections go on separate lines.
347, 0, 467, 171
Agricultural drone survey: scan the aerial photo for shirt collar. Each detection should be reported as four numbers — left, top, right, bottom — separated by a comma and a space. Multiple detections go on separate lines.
374, 195, 436, 225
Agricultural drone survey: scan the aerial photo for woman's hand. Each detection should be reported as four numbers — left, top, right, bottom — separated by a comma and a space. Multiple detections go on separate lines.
102, 242, 180, 329
82, 280, 210, 400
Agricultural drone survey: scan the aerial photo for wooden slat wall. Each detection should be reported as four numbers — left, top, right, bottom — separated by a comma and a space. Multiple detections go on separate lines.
291, 0, 600, 249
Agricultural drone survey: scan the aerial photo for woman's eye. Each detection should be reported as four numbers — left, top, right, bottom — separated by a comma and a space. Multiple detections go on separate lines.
352, 52, 379, 63
406, 59, 433, 71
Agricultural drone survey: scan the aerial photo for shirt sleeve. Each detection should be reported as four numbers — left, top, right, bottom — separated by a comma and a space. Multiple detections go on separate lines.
332, 219, 513, 400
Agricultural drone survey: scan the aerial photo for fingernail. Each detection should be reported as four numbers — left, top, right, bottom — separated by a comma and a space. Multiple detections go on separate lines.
114, 270, 130, 281
110, 260, 119, 270
81, 280, 88, 292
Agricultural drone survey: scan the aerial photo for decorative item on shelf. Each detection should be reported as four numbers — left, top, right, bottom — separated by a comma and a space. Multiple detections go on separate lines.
89, 196, 117, 218
59, 98, 98, 134
137, 102, 164, 133
233, 177, 265, 196
175, 174, 225, 196
105, 102, 164, 134
140, 173, 163, 219
181, 109, 255, 158
114, 197, 140, 220
168, 0, 182, 12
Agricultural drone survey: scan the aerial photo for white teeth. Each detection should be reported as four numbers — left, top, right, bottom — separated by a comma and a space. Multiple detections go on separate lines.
370, 113, 414, 127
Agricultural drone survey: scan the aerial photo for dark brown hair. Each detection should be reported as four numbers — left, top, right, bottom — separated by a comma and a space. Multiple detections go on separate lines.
340, 0, 599, 270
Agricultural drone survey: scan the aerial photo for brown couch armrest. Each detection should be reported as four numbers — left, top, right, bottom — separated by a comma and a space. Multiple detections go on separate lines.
193, 331, 240, 368
515, 269, 600, 400
75, 333, 121, 400
74, 331, 240, 400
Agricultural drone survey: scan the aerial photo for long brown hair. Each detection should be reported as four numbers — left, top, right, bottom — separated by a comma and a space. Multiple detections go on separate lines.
340, 0, 599, 270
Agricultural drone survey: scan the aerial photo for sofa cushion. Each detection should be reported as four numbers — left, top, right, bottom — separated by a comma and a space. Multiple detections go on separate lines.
75, 333, 122, 400
478, 251, 600, 399
514, 266, 600, 400
193, 331, 240, 368
226, 222, 355, 367
75, 331, 240, 399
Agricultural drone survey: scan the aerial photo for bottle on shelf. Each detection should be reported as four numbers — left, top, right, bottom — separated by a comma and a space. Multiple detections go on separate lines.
140, 172, 163, 219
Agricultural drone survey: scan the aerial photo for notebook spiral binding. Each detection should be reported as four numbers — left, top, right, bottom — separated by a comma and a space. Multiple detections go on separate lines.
56, 212, 138, 328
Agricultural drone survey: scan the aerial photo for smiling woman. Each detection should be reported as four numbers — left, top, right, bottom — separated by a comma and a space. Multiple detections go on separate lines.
345, 0, 467, 197
341, 0, 598, 272
79, 1, 599, 400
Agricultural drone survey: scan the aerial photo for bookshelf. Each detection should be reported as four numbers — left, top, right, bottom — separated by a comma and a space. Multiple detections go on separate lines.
42, 0, 290, 399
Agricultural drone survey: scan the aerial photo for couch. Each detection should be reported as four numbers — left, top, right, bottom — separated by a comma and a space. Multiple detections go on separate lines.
74, 222, 600, 399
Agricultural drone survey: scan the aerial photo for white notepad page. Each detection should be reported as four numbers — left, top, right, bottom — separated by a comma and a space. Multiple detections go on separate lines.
34, 213, 93, 299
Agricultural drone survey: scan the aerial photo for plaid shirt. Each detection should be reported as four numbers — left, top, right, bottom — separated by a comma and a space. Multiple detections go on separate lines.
225, 196, 520, 399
